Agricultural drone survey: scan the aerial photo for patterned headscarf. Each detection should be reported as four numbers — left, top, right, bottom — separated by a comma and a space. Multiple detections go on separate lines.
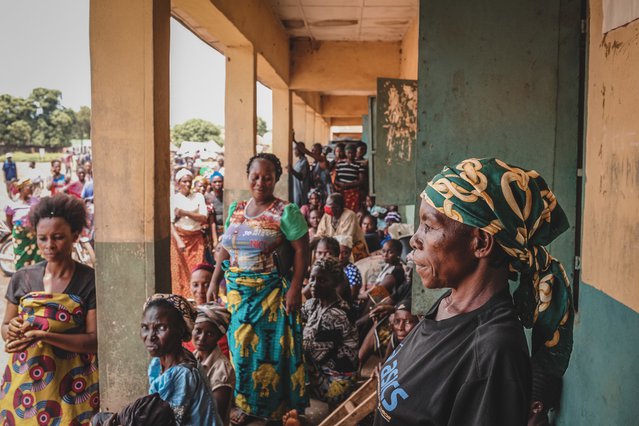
195, 302, 231, 335
422, 158, 573, 381
143, 294, 197, 342
311, 257, 344, 287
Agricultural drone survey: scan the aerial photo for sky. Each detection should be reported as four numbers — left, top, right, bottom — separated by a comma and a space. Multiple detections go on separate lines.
0, 0, 272, 129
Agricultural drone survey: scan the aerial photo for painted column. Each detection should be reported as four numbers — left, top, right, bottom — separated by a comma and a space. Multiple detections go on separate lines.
272, 87, 292, 200
305, 106, 316, 144
224, 45, 257, 210
293, 99, 307, 142
90, 0, 171, 410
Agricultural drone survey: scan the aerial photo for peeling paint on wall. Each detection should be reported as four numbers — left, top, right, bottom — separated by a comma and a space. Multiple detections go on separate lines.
582, 0, 639, 313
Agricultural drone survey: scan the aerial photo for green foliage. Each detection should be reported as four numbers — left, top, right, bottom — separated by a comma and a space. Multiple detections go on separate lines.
257, 116, 269, 137
6, 152, 62, 163
172, 118, 223, 146
0, 88, 91, 149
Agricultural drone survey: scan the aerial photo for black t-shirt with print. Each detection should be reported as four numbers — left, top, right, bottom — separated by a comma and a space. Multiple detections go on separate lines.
374, 288, 531, 426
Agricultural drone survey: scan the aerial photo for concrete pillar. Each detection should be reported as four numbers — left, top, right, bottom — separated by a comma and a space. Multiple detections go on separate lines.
314, 113, 324, 145
224, 45, 257, 209
305, 106, 316, 144
292, 100, 306, 142
90, 0, 171, 410
272, 88, 292, 200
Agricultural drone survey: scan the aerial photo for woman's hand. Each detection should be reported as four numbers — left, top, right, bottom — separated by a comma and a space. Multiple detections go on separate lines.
7, 316, 29, 341
177, 240, 186, 252
285, 288, 302, 315
5, 330, 43, 353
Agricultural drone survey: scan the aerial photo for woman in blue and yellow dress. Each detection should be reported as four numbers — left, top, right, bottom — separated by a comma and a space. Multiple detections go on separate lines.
208, 153, 309, 425
0, 194, 99, 425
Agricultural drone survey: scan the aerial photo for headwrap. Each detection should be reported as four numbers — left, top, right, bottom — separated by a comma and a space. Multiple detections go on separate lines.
15, 178, 32, 190
422, 158, 573, 394
191, 262, 215, 275
195, 302, 231, 335
311, 257, 344, 286
174, 168, 193, 182
143, 294, 197, 342
334, 235, 353, 249
395, 300, 411, 312
210, 171, 224, 181
193, 175, 207, 185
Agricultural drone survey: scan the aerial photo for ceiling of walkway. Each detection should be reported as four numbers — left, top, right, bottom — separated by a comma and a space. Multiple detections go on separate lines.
269, 0, 418, 41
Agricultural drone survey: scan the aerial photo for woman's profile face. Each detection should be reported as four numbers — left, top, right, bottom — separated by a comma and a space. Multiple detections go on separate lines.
410, 200, 475, 289
140, 306, 182, 358
36, 217, 78, 263
248, 159, 276, 201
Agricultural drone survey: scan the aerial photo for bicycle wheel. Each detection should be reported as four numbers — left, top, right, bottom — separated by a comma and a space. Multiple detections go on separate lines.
0, 239, 16, 277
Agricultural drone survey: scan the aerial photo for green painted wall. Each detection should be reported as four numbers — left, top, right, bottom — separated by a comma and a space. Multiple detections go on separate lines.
412, 0, 581, 313
557, 283, 639, 425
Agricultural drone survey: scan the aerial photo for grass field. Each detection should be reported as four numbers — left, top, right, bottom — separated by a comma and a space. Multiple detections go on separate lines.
3, 152, 63, 163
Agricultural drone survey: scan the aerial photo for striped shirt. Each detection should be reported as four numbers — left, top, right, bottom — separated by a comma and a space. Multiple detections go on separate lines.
335, 161, 363, 184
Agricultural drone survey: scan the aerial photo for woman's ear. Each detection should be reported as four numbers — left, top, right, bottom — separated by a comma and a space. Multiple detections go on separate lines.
472, 229, 495, 259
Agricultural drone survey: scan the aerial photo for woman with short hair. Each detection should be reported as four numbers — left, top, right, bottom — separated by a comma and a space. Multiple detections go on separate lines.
1, 194, 99, 424
207, 153, 309, 425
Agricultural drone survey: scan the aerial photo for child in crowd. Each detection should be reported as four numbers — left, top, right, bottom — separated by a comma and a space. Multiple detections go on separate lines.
305, 237, 351, 304
307, 209, 322, 241
193, 303, 235, 425
302, 257, 359, 407
360, 239, 405, 298
384, 301, 418, 360
335, 235, 363, 303
188, 263, 230, 357
381, 205, 402, 246
365, 195, 387, 231
361, 213, 382, 253
189, 263, 214, 306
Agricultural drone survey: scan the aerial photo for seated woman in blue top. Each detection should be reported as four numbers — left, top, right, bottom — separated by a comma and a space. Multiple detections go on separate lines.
142, 294, 221, 426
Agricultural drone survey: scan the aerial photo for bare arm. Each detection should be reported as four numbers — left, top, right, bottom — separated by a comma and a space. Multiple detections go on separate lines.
171, 224, 186, 252
286, 235, 310, 314
2, 301, 22, 342
7, 309, 98, 354
5, 213, 13, 228
213, 387, 232, 424
207, 246, 230, 302
176, 208, 208, 223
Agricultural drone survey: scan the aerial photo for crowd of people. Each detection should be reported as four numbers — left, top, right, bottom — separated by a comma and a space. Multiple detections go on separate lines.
0, 145, 573, 426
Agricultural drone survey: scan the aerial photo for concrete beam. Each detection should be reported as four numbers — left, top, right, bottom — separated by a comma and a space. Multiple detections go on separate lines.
224, 46, 256, 209
90, 0, 171, 410
290, 40, 401, 93
294, 91, 322, 115
172, 0, 290, 84
322, 95, 369, 118
331, 117, 363, 126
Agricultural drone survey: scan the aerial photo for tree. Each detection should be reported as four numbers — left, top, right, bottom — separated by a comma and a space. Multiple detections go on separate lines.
0, 88, 88, 148
73, 106, 91, 140
172, 118, 223, 146
257, 116, 268, 137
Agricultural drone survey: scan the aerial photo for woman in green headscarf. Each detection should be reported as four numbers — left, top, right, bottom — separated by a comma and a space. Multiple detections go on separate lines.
374, 158, 573, 426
